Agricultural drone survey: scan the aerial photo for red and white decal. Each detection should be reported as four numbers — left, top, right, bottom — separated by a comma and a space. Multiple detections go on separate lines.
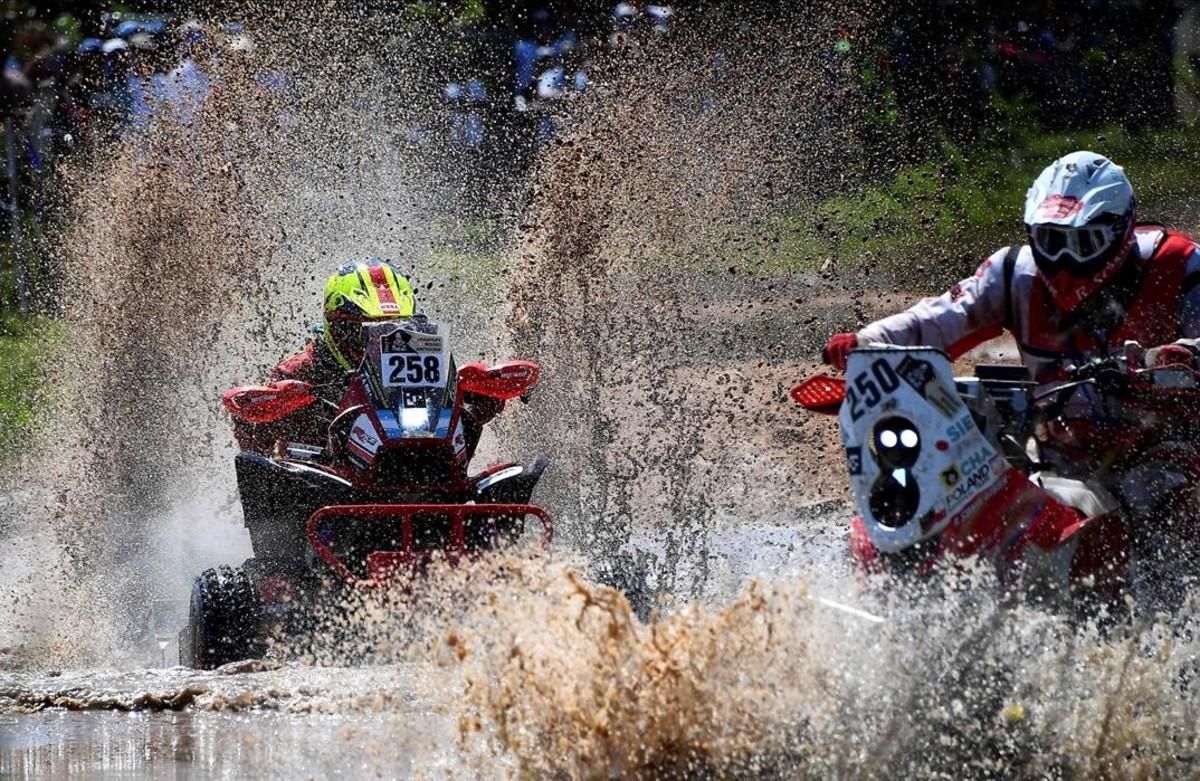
348, 414, 381, 463
1038, 194, 1083, 220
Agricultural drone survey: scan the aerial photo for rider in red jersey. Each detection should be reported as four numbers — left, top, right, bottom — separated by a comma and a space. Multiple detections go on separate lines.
234, 258, 503, 456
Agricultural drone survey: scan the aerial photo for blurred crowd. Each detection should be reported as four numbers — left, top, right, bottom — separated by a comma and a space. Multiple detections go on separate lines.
0, 10, 276, 229
443, 2, 673, 151
864, 0, 1188, 152
0, 3, 675, 207
0, 2, 677, 310
0, 1, 1192, 218
0, 9, 279, 312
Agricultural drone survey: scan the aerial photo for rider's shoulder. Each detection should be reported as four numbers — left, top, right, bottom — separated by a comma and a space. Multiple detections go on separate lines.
272, 340, 332, 382
1134, 224, 1200, 263
977, 244, 1038, 279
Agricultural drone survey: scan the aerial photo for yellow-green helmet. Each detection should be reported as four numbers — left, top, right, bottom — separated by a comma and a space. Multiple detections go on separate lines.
322, 258, 415, 369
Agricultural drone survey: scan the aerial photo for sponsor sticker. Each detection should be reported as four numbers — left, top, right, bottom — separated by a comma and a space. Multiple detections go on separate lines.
348, 415, 381, 462
452, 420, 466, 454
942, 447, 1001, 513
382, 330, 445, 354
896, 355, 961, 418
846, 446, 863, 476
1038, 194, 1083, 219
945, 412, 975, 444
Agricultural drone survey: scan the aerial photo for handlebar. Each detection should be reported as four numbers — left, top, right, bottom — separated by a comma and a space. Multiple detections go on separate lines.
1021, 350, 1200, 428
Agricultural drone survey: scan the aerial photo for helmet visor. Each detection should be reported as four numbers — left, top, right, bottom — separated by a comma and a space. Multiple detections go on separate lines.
329, 319, 368, 366
1029, 219, 1122, 277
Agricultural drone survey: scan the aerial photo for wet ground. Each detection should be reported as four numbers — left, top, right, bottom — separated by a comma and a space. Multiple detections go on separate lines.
0, 270, 1015, 778
0, 509, 856, 779
0, 666, 467, 779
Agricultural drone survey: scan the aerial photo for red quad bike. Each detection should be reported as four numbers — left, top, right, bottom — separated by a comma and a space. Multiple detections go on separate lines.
179, 317, 552, 669
792, 344, 1200, 616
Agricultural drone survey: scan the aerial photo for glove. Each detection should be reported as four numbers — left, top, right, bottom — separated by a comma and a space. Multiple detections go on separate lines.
1144, 343, 1196, 368
823, 332, 859, 371
463, 392, 506, 426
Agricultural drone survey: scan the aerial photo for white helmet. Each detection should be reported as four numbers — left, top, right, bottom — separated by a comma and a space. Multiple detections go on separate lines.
1023, 151, 1136, 312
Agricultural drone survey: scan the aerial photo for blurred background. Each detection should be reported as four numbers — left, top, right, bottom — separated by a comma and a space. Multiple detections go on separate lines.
0, 0, 1198, 456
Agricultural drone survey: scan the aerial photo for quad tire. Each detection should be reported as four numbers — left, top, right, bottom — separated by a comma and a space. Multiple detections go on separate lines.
180, 564, 265, 669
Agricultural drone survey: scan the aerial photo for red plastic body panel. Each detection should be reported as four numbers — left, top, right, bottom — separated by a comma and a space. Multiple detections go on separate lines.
849, 466, 1131, 597
458, 360, 541, 400
790, 375, 846, 415
223, 381, 317, 424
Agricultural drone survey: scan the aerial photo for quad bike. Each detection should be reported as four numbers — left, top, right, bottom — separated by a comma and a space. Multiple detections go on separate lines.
179, 317, 552, 668
792, 343, 1200, 616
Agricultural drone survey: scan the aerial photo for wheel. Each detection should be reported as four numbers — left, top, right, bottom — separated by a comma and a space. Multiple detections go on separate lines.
180, 564, 264, 669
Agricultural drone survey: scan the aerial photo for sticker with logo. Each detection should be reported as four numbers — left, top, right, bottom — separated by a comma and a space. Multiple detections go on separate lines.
348, 414, 381, 463
846, 446, 863, 476
1038, 194, 1083, 219
945, 412, 975, 444
896, 355, 962, 418
452, 419, 466, 454
944, 474, 1008, 529
943, 446, 1001, 513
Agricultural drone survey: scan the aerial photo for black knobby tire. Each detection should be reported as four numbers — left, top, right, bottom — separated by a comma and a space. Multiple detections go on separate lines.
182, 564, 265, 669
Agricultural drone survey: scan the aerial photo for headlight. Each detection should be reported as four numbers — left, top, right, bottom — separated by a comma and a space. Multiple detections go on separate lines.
869, 416, 921, 529
872, 416, 921, 468
399, 406, 431, 430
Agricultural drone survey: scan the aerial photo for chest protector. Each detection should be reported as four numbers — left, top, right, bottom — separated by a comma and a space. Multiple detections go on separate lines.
1023, 227, 1197, 357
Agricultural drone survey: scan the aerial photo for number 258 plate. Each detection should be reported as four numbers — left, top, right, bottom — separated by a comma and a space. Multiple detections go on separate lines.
381, 352, 448, 388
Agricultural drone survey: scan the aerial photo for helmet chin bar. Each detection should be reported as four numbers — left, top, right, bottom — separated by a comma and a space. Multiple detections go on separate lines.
1030, 219, 1136, 314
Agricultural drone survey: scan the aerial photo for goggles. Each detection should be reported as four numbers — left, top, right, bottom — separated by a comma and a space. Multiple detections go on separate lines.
1029, 218, 1124, 277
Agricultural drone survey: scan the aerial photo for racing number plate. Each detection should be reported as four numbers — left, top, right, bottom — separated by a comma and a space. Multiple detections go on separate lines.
381, 330, 448, 388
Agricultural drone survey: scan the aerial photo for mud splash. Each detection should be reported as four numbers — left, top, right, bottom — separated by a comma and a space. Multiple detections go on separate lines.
449, 557, 1200, 779
3, 2, 1200, 779
0, 5, 501, 665
503, 3, 870, 597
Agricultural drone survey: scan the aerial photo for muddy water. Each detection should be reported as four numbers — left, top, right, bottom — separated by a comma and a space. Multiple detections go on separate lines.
0, 666, 468, 780
0, 511, 854, 779
7, 4, 1200, 779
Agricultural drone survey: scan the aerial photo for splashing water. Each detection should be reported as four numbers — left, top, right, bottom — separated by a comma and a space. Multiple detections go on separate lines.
3, 3, 1200, 779
1, 5, 504, 664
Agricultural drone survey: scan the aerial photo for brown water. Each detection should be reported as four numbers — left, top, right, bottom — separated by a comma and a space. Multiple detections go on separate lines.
5, 3, 1200, 779
0, 667, 459, 775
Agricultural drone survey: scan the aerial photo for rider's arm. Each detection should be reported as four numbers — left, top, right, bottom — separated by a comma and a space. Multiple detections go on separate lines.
1175, 241, 1200, 353
855, 247, 1011, 360
235, 343, 326, 455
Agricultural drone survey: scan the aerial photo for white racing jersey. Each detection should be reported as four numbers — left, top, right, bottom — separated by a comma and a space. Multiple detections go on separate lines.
856, 226, 1200, 382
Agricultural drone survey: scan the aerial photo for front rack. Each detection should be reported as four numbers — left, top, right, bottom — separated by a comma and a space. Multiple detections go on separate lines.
305, 503, 553, 588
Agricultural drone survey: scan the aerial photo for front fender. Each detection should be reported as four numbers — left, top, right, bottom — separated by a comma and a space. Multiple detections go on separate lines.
473, 456, 550, 504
